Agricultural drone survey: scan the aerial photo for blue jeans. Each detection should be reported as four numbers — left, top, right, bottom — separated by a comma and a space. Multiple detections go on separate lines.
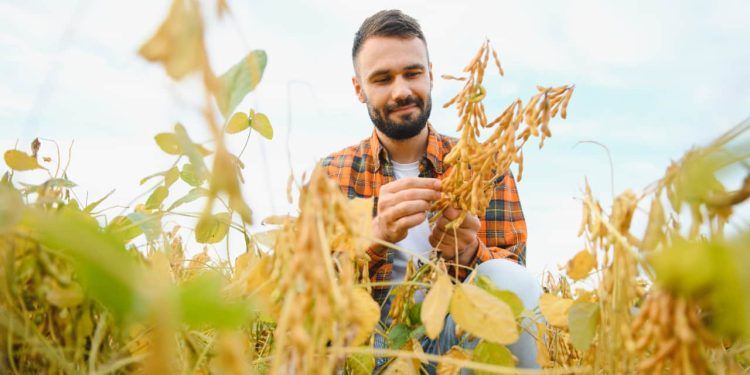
375, 259, 542, 372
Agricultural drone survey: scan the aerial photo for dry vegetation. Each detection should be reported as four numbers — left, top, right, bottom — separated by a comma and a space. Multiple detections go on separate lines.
1, 1, 748, 374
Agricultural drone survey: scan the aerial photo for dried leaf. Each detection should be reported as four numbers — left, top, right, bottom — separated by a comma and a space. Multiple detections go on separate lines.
350, 288, 380, 346
436, 346, 470, 375
383, 357, 418, 375
539, 293, 574, 328
449, 284, 518, 345
566, 249, 596, 281
139, 0, 206, 80
422, 273, 454, 339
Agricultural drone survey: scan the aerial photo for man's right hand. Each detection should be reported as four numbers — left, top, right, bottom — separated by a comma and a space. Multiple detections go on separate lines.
371, 177, 441, 254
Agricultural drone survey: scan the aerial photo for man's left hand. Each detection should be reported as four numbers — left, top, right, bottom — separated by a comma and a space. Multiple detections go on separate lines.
429, 207, 480, 266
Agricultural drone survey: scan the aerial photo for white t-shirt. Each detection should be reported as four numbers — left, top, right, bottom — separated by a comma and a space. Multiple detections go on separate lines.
389, 160, 433, 282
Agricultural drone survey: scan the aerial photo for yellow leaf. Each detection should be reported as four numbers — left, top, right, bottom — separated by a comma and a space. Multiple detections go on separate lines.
252, 229, 280, 248
449, 284, 518, 345
154, 133, 182, 155
566, 249, 596, 281
4, 150, 40, 171
350, 288, 380, 346
421, 273, 454, 339
195, 212, 231, 244
539, 293, 574, 328
436, 346, 470, 375
383, 357, 418, 375
139, 0, 206, 80
250, 112, 273, 140
225, 112, 249, 134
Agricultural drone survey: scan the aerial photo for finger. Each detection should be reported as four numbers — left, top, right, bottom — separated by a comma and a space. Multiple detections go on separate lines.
443, 206, 461, 220
393, 188, 442, 203
386, 200, 431, 222
382, 177, 441, 193
393, 212, 427, 232
460, 213, 481, 231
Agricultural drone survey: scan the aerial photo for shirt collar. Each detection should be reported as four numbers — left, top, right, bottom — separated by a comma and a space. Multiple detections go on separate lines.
369, 123, 446, 174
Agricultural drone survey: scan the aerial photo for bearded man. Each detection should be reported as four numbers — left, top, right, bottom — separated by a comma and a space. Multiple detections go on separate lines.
321, 9, 542, 369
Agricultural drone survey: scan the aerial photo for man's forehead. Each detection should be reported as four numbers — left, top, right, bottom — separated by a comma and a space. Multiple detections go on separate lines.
355, 36, 429, 76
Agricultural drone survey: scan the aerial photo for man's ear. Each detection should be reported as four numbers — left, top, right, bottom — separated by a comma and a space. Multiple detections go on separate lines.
352, 76, 366, 103
429, 62, 434, 90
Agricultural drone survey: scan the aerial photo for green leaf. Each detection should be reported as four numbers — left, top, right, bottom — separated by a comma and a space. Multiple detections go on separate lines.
45, 178, 76, 188
4, 150, 41, 171
31, 208, 144, 319
567, 301, 599, 351
473, 341, 515, 372
387, 323, 411, 349
476, 275, 525, 318
0, 187, 23, 232
127, 212, 162, 242
173, 124, 208, 172
250, 111, 273, 140
215, 50, 267, 118
164, 166, 180, 187
347, 350, 375, 375
107, 215, 143, 243
177, 272, 250, 329
145, 185, 169, 210
167, 187, 208, 211
408, 302, 422, 326
180, 163, 207, 187
84, 189, 115, 213
154, 133, 182, 155
226, 111, 250, 134
195, 212, 231, 244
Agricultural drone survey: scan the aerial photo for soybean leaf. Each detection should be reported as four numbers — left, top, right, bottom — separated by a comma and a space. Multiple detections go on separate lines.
215, 50, 267, 118
84, 189, 115, 213
473, 341, 515, 372
347, 351, 375, 375
145, 185, 169, 210
32, 208, 144, 319
475, 275, 524, 318
167, 187, 208, 211
4, 150, 41, 171
387, 323, 411, 349
177, 272, 250, 329
568, 301, 599, 351
107, 215, 143, 243
195, 212, 231, 244
180, 163, 207, 187
164, 166, 180, 187
250, 111, 273, 140
226, 111, 250, 134
154, 133, 182, 155
127, 212, 162, 242
449, 284, 518, 345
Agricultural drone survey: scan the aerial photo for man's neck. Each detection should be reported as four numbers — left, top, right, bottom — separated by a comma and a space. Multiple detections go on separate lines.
376, 126, 429, 164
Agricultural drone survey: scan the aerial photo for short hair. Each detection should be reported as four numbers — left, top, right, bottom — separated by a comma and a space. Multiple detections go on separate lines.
352, 10, 428, 66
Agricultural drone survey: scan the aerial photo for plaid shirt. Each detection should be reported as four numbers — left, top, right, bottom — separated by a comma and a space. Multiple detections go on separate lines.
321, 124, 527, 304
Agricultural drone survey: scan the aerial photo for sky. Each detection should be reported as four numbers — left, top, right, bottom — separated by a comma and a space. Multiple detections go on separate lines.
2, 0, 749, 279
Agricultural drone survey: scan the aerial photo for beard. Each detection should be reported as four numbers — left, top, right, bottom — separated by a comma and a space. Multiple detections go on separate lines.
367, 95, 432, 140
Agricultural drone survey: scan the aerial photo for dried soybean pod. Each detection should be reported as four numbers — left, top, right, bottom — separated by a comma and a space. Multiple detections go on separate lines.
491, 46, 504, 76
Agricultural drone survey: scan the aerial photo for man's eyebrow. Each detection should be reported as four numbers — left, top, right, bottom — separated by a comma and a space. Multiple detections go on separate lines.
367, 64, 426, 80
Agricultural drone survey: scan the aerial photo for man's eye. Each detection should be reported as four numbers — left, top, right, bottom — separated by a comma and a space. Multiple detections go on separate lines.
374, 77, 390, 84
406, 71, 422, 78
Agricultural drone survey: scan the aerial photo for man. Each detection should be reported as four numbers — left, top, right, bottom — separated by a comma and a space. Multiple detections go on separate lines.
321, 10, 541, 368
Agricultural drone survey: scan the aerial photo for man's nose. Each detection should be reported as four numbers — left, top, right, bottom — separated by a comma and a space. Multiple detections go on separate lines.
391, 75, 413, 101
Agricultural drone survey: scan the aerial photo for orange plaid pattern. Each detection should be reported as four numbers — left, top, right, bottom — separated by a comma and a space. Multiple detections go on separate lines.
321, 124, 527, 304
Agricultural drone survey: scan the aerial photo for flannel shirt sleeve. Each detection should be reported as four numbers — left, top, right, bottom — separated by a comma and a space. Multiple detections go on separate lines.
453, 171, 527, 280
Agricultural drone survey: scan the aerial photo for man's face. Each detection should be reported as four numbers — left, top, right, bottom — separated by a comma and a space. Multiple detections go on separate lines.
353, 36, 433, 140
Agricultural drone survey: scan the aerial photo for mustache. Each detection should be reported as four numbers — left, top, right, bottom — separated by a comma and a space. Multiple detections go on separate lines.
384, 96, 423, 114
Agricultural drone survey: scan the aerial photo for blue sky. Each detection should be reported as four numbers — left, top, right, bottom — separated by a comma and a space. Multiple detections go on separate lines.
2, 0, 749, 277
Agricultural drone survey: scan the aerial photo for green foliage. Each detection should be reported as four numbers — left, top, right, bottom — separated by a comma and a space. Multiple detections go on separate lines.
473, 341, 515, 372
215, 50, 267, 118
475, 275, 524, 318
567, 301, 599, 351
31, 207, 145, 320
177, 272, 251, 329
